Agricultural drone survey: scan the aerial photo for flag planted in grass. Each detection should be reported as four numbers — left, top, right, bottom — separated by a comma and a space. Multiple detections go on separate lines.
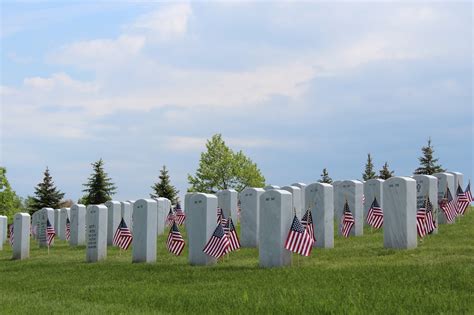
166, 221, 185, 256
465, 182, 473, 203
425, 197, 436, 233
301, 209, 316, 243
456, 184, 470, 216
366, 197, 383, 229
203, 224, 230, 259
165, 208, 175, 227
285, 215, 313, 256
9, 224, 14, 247
440, 187, 456, 223
65, 217, 71, 241
222, 217, 240, 252
217, 207, 223, 223
113, 218, 133, 250
341, 201, 355, 238
46, 219, 55, 247
416, 206, 428, 238
174, 202, 185, 225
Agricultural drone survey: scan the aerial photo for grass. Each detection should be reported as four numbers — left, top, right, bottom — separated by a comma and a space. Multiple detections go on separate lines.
1, 209, 473, 314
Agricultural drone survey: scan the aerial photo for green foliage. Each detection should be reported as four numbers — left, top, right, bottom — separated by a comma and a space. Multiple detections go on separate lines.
0, 167, 23, 217
188, 134, 265, 193
414, 138, 445, 175
151, 165, 179, 203
363, 153, 377, 181
31, 167, 65, 213
379, 162, 394, 180
318, 168, 333, 184
82, 159, 116, 205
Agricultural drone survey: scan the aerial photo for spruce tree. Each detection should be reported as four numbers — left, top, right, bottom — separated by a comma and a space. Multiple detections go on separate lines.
363, 153, 377, 181
31, 167, 65, 212
379, 162, 394, 180
151, 165, 179, 203
414, 138, 445, 175
82, 159, 116, 205
318, 168, 333, 184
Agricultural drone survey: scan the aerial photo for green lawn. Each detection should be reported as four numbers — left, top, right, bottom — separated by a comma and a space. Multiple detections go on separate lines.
1, 209, 473, 314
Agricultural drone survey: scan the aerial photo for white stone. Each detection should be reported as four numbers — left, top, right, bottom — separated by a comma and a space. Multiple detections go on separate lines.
86, 204, 108, 262
105, 201, 121, 246
217, 189, 238, 221
59, 208, 70, 240
281, 186, 302, 218
0, 215, 7, 246
31, 211, 39, 239
120, 201, 133, 232
292, 182, 307, 212
264, 185, 280, 190
70, 204, 86, 246
259, 189, 293, 267
37, 208, 55, 247
54, 209, 61, 236
412, 175, 438, 234
305, 183, 334, 248
184, 193, 195, 214
239, 187, 264, 247
188, 193, 217, 266
363, 179, 384, 224
335, 180, 364, 236
433, 172, 455, 224
154, 197, 169, 236
12, 213, 30, 260
132, 199, 158, 263
332, 181, 342, 219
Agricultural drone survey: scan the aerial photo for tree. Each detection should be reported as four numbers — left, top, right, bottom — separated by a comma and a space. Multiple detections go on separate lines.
151, 165, 179, 203
363, 153, 377, 181
31, 167, 65, 212
82, 159, 116, 205
318, 168, 333, 184
414, 138, 445, 175
0, 167, 23, 217
379, 162, 394, 180
188, 134, 265, 193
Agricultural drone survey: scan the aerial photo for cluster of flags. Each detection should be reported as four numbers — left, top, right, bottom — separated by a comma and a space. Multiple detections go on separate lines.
203, 210, 240, 259
440, 183, 472, 223
455, 183, 472, 216
416, 197, 437, 238
284, 210, 314, 257
166, 203, 186, 226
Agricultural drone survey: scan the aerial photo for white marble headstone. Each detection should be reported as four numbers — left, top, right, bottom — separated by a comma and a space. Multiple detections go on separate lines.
259, 189, 293, 267
105, 201, 121, 246
12, 213, 30, 260
37, 208, 54, 247
305, 183, 334, 248
0, 215, 7, 246
292, 182, 307, 213
332, 181, 342, 219
120, 201, 133, 232
264, 185, 280, 190
412, 175, 438, 234
239, 187, 264, 247
86, 204, 108, 262
433, 172, 455, 224
217, 189, 238, 221
59, 208, 70, 240
281, 186, 302, 218
363, 179, 384, 224
31, 211, 39, 239
335, 180, 364, 236
184, 193, 195, 214
54, 209, 61, 236
70, 204, 86, 246
154, 197, 169, 236
383, 177, 417, 249
132, 199, 158, 263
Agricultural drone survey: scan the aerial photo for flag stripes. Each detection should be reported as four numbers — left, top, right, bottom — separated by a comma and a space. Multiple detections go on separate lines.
166, 221, 185, 256
366, 197, 383, 229
203, 224, 230, 259
341, 201, 355, 238
46, 218, 56, 247
65, 217, 71, 241
440, 187, 456, 223
456, 184, 470, 216
174, 203, 186, 225
301, 209, 316, 243
113, 218, 133, 250
9, 224, 14, 247
284, 215, 313, 256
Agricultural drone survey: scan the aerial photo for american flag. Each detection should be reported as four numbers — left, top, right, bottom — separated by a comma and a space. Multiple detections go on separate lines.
65, 217, 71, 241
216, 207, 223, 223
174, 202, 186, 225
9, 224, 14, 247
366, 197, 383, 229
416, 206, 428, 238
456, 184, 470, 216
166, 221, 185, 256
46, 218, 56, 247
466, 182, 473, 203
425, 197, 436, 233
440, 187, 456, 223
203, 223, 230, 259
222, 217, 240, 252
284, 215, 313, 256
341, 201, 355, 238
301, 209, 316, 243
165, 208, 175, 227
113, 218, 133, 250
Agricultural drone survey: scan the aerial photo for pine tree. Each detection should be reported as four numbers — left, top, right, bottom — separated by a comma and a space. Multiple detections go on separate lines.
82, 159, 116, 205
151, 165, 179, 203
318, 168, 333, 184
363, 153, 377, 181
31, 167, 65, 212
414, 138, 445, 175
379, 162, 394, 180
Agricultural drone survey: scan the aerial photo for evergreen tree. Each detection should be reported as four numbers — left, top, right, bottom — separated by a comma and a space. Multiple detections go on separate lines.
151, 165, 179, 203
363, 153, 377, 181
379, 162, 394, 180
414, 138, 445, 175
82, 159, 116, 205
31, 167, 65, 212
318, 168, 333, 184
0, 167, 23, 217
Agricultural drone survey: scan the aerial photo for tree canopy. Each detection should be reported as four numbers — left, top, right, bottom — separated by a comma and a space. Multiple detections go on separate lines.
379, 162, 394, 180
151, 165, 179, 203
414, 138, 445, 175
31, 167, 65, 212
82, 159, 116, 205
319, 168, 333, 184
363, 153, 377, 181
0, 167, 23, 217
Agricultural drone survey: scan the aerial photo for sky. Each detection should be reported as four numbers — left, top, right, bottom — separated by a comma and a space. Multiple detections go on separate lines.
1, 1, 472, 202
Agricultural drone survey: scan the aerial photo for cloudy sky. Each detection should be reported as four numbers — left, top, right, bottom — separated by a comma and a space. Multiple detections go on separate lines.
1, 2, 472, 202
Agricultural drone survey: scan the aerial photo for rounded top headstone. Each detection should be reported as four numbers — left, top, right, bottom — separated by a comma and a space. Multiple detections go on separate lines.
264, 185, 280, 190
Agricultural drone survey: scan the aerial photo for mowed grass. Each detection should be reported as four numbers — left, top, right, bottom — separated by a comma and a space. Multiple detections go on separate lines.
1, 209, 473, 314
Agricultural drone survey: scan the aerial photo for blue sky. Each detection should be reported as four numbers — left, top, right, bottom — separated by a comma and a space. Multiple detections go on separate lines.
1, 2, 472, 202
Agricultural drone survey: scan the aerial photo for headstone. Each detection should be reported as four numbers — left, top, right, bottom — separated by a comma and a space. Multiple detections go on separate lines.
281, 186, 302, 218
155, 197, 169, 236
433, 172, 455, 224
86, 204, 108, 262
305, 183, 334, 248
120, 201, 133, 232
37, 208, 54, 247
363, 179, 384, 224
383, 177, 417, 249
0, 215, 7, 245
332, 181, 342, 219
70, 204, 86, 246
184, 193, 195, 214
12, 213, 30, 260
292, 182, 307, 212
54, 209, 61, 236
264, 185, 280, 190
217, 189, 238, 221
59, 208, 70, 240
259, 189, 293, 267
412, 175, 438, 234
239, 187, 264, 247
335, 180, 364, 236
105, 201, 121, 246
188, 193, 217, 266
132, 199, 158, 263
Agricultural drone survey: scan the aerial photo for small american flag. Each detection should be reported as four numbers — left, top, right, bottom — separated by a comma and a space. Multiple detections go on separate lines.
166, 221, 185, 256
165, 208, 175, 227
456, 184, 470, 216
465, 182, 473, 203
366, 197, 383, 229
301, 209, 316, 243
341, 201, 355, 238
440, 187, 456, 223
174, 202, 186, 225
222, 217, 240, 252
284, 215, 313, 256
425, 197, 436, 233
65, 217, 71, 241
113, 218, 133, 250
216, 207, 223, 223
203, 224, 230, 259
416, 206, 428, 238
9, 224, 14, 247
46, 218, 56, 247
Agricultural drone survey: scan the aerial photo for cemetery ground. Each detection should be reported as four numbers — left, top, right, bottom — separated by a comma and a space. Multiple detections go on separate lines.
1, 209, 473, 314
